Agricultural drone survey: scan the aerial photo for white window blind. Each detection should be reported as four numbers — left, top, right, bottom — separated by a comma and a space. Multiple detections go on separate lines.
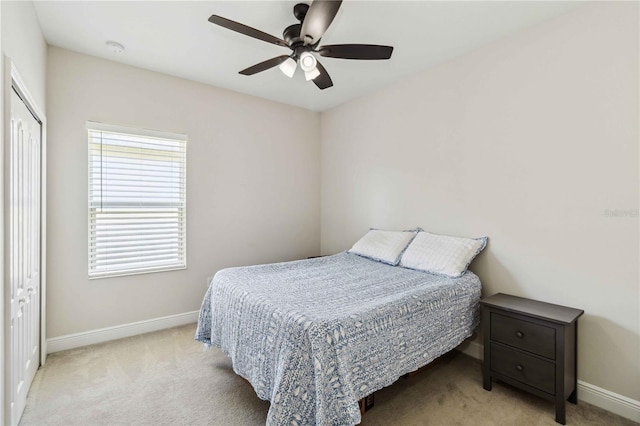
88, 122, 187, 278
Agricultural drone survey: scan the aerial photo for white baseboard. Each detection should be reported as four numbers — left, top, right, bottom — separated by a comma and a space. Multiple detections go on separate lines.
456, 340, 640, 423
577, 380, 640, 423
47, 310, 199, 354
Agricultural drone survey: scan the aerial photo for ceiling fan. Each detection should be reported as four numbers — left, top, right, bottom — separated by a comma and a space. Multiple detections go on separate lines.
208, 0, 393, 90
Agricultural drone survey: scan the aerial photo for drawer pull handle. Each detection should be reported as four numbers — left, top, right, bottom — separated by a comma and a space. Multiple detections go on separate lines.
516, 364, 524, 372
515, 331, 524, 338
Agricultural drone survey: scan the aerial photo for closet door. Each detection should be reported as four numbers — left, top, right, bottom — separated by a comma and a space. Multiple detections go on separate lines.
6, 87, 41, 425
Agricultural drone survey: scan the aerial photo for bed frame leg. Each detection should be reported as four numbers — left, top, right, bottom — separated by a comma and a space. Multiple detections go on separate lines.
359, 393, 375, 415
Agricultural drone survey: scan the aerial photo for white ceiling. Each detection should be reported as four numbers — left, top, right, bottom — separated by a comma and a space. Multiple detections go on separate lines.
33, 1, 583, 112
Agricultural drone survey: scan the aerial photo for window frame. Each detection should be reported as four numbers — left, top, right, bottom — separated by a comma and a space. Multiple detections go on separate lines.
87, 121, 187, 279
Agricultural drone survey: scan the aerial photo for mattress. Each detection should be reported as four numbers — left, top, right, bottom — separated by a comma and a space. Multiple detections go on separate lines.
195, 252, 481, 425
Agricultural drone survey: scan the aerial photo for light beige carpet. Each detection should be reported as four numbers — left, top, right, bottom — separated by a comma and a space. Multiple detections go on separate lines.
20, 324, 636, 426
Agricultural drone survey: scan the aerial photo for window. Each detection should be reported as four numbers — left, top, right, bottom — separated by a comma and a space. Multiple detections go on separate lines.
88, 122, 186, 278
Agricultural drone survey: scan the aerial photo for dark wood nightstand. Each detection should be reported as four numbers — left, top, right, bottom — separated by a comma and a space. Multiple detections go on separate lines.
481, 293, 584, 425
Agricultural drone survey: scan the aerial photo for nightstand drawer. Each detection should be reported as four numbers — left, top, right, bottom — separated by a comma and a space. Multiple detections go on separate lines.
491, 313, 555, 359
490, 342, 555, 395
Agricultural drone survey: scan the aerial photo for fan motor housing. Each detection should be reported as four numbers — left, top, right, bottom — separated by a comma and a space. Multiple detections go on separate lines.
284, 3, 311, 46
283, 24, 302, 46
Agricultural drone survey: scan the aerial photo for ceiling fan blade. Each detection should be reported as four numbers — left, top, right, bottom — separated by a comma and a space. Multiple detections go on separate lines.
318, 44, 394, 60
300, 0, 343, 46
239, 55, 291, 76
312, 61, 333, 90
209, 15, 289, 48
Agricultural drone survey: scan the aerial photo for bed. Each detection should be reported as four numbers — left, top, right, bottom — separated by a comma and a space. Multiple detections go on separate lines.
195, 251, 482, 425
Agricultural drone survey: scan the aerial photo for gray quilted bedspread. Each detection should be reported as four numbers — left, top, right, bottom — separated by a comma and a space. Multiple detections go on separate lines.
195, 252, 481, 425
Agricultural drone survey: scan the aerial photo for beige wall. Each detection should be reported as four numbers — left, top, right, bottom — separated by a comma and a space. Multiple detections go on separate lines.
46, 47, 320, 337
320, 2, 639, 401
1, 0, 47, 110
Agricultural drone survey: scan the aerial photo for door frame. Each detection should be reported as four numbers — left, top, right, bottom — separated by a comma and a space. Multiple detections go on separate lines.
1, 57, 48, 425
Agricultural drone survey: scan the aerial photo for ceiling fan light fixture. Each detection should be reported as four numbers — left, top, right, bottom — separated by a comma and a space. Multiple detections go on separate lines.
304, 68, 321, 81
279, 57, 297, 78
299, 51, 317, 72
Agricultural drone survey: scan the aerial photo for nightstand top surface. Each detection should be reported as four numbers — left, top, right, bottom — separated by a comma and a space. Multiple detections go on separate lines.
481, 293, 584, 325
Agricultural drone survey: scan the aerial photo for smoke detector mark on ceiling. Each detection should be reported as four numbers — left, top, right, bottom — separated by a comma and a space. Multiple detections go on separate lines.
106, 41, 125, 54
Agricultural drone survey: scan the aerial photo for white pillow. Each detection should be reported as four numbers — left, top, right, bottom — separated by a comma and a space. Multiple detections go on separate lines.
400, 231, 487, 277
348, 229, 418, 265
